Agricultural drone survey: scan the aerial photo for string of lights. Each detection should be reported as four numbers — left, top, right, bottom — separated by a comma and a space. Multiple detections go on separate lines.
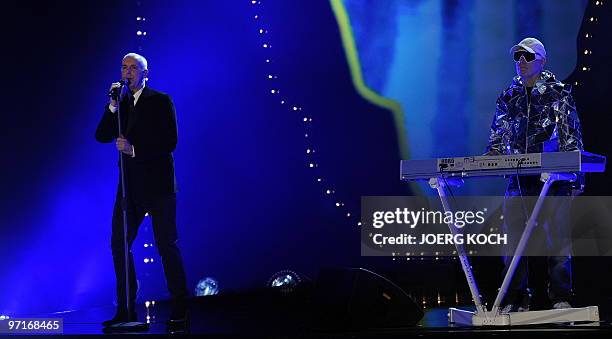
250, 1, 455, 263
575, 0, 604, 85
250, 0, 358, 226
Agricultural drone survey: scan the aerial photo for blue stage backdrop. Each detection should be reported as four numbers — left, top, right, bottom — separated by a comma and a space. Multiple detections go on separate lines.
0, 0, 597, 317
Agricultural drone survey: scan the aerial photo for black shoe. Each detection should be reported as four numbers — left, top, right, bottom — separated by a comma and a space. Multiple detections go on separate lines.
102, 311, 137, 327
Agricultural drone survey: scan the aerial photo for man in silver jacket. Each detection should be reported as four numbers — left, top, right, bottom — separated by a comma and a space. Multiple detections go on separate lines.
485, 38, 584, 313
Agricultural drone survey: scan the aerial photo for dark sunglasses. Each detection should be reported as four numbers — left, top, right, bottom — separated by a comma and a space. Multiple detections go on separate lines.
513, 51, 537, 62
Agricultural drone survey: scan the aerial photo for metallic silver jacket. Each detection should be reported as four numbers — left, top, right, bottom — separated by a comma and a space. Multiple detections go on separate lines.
485, 70, 584, 192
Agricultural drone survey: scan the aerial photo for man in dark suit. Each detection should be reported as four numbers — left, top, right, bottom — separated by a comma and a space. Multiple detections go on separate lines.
95, 53, 189, 326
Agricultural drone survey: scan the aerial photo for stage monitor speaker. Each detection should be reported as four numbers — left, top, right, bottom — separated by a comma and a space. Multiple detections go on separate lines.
313, 267, 423, 329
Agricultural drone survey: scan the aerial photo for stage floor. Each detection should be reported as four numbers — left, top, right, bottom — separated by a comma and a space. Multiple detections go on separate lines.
19, 302, 612, 337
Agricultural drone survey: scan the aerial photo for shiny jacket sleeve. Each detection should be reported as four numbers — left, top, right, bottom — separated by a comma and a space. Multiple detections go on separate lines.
554, 84, 585, 193
485, 93, 511, 155
555, 85, 583, 152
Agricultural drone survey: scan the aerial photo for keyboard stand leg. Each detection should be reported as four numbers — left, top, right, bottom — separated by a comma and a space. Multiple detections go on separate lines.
491, 173, 555, 311
429, 177, 486, 323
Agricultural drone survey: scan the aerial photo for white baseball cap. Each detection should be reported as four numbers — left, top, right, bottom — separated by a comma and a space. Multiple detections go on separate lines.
510, 37, 546, 58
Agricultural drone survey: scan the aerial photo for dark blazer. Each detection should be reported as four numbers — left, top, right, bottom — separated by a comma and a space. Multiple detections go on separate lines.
95, 86, 178, 197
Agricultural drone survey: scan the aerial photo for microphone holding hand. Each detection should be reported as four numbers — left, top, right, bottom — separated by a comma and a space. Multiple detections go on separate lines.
108, 79, 130, 107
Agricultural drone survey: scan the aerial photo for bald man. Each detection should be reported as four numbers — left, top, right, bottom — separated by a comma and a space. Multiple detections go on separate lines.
96, 53, 189, 327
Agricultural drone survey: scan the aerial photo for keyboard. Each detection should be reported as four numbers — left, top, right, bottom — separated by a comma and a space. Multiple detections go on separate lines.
400, 151, 606, 181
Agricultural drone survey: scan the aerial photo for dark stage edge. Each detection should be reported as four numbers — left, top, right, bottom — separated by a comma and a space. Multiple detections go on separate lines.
11, 303, 612, 338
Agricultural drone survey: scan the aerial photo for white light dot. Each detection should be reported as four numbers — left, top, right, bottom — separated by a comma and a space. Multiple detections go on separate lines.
143, 32, 147, 36
326, 190, 331, 194
305, 133, 308, 138
254, 15, 259, 19
259, 29, 264, 34
271, 89, 276, 94
292, 106, 298, 111
144, 244, 149, 248
262, 43, 268, 48
136, 17, 141, 21
136, 31, 142, 36
142, 17, 146, 21
317, 178, 322, 182
265, 59, 270, 63
150, 258, 154, 262
280, 100, 285, 104
346, 213, 351, 217
303, 117, 308, 122
582, 66, 587, 71
590, 17, 595, 21
306, 149, 311, 154
268, 75, 273, 79
144, 258, 149, 263
357, 222, 362, 226
335, 202, 340, 207
145, 301, 150, 307
309, 163, 314, 168
584, 50, 589, 54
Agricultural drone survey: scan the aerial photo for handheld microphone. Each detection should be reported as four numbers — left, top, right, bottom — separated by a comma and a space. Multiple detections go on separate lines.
108, 79, 130, 98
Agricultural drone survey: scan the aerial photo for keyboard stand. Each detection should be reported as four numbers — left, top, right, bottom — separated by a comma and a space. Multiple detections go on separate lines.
429, 173, 600, 326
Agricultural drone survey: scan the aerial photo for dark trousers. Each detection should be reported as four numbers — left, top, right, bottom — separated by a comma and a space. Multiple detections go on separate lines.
111, 191, 188, 311
501, 180, 573, 305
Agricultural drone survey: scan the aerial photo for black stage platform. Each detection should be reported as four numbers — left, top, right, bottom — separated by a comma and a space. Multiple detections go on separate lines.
19, 306, 612, 338
13, 289, 612, 338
